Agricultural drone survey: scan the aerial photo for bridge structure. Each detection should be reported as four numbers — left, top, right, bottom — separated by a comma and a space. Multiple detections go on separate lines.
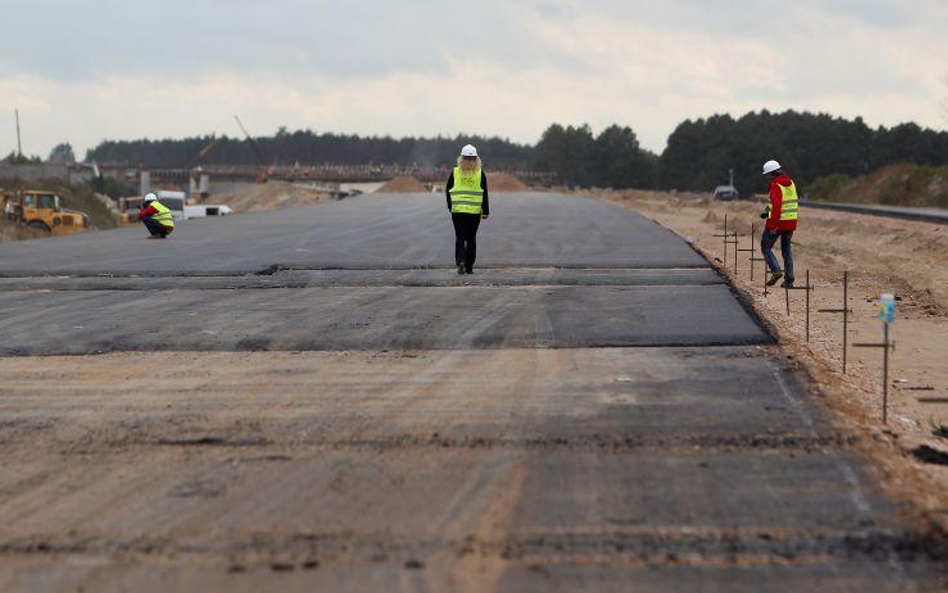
98, 163, 559, 191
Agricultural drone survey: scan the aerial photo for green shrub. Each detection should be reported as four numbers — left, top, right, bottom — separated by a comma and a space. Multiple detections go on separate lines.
63, 184, 117, 229
807, 174, 852, 201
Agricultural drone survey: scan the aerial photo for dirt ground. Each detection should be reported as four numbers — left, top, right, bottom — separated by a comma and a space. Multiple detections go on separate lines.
375, 172, 529, 194
213, 180, 333, 212
595, 189, 948, 523
489, 173, 529, 192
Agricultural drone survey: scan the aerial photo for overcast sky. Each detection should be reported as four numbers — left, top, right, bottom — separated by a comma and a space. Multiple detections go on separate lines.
1, 0, 947, 159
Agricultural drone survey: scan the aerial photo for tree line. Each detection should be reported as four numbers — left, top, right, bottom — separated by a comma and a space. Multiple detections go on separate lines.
81, 110, 948, 193
658, 110, 948, 194
85, 130, 537, 171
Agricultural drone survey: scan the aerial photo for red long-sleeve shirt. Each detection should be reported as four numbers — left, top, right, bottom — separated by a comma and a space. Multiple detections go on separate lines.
137, 204, 159, 219
767, 175, 798, 232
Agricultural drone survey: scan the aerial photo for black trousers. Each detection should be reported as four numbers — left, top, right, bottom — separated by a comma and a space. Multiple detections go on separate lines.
143, 217, 172, 237
452, 213, 481, 269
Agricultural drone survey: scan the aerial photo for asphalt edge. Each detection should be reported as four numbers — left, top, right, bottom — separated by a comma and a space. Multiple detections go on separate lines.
638, 215, 780, 346
627, 204, 948, 583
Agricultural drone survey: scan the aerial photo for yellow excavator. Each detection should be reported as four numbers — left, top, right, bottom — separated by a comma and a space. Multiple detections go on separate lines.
117, 196, 144, 226
0, 188, 90, 236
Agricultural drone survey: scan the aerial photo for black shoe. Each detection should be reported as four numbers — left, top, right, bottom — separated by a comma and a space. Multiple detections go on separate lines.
465, 267, 473, 275
766, 271, 783, 287
781, 279, 795, 288
457, 264, 466, 275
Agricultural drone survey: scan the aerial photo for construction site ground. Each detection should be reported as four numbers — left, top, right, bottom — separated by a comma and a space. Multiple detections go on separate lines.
0, 192, 945, 591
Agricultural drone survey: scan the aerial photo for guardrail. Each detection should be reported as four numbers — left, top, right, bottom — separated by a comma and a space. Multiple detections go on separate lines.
800, 200, 948, 225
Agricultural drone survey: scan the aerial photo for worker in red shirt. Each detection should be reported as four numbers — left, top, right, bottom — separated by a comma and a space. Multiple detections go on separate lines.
138, 193, 175, 239
759, 160, 798, 287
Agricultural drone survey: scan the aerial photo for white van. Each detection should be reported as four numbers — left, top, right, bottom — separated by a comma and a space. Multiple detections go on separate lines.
155, 191, 187, 221
184, 204, 234, 219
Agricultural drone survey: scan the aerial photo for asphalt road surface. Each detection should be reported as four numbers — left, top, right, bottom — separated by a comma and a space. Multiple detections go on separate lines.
0, 192, 943, 591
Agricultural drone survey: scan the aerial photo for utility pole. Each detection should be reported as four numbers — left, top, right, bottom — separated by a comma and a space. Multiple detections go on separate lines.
728, 168, 734, 187
15, 109, 23, 157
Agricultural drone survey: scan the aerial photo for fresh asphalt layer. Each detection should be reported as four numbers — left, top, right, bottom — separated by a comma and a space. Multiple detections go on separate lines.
0, 192, 707, 276
0, 191, 763, 354
0, 267, 723, 290
0, 285, 764, 355
0, 191, 943, 590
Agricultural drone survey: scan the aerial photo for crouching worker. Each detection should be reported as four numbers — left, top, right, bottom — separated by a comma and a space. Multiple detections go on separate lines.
138, 193, 174, 239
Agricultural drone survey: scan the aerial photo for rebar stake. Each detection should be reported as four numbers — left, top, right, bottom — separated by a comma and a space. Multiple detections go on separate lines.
818, 271, 853, 373
725, 231, 740, 275
855, 319, 896, 425
737, 224, 757, 282
785, 280, 791, 316
749, 235, 769, 296
784, 270, 815, 340
806, 270, 811, 342
712, 214, 729, 268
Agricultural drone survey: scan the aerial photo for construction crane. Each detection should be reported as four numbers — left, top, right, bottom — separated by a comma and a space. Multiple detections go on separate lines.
234, 115, 269, 183
189, 136, 223, 169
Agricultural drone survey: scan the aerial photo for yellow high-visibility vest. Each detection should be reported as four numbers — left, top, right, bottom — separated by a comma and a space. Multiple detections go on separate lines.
450, 167, 484, 215
779, 182, 799, 221
149, 200, 175, 227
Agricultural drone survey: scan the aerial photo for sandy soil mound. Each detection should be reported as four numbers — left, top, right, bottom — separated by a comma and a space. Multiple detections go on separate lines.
490, 172, 529, 191
377, 176, 427, 193
214, 181, 331, 212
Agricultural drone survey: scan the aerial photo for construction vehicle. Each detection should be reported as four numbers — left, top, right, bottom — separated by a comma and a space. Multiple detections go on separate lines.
117, 196, 144, 226
1, 188, 90, 235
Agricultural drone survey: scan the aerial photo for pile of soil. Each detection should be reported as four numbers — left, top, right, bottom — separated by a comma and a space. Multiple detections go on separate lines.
214, 181, 331, 212
377, 176, 427, 193
490, 173, 529, 192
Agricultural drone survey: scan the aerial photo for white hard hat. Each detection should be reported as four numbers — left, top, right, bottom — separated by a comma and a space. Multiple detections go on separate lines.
762, 160, 782, 175
460, 144, 478, 158
143, 193, 158, 203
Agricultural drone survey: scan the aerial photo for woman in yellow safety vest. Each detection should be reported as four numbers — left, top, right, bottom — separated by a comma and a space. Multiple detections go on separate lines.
445, 144, 489, 274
